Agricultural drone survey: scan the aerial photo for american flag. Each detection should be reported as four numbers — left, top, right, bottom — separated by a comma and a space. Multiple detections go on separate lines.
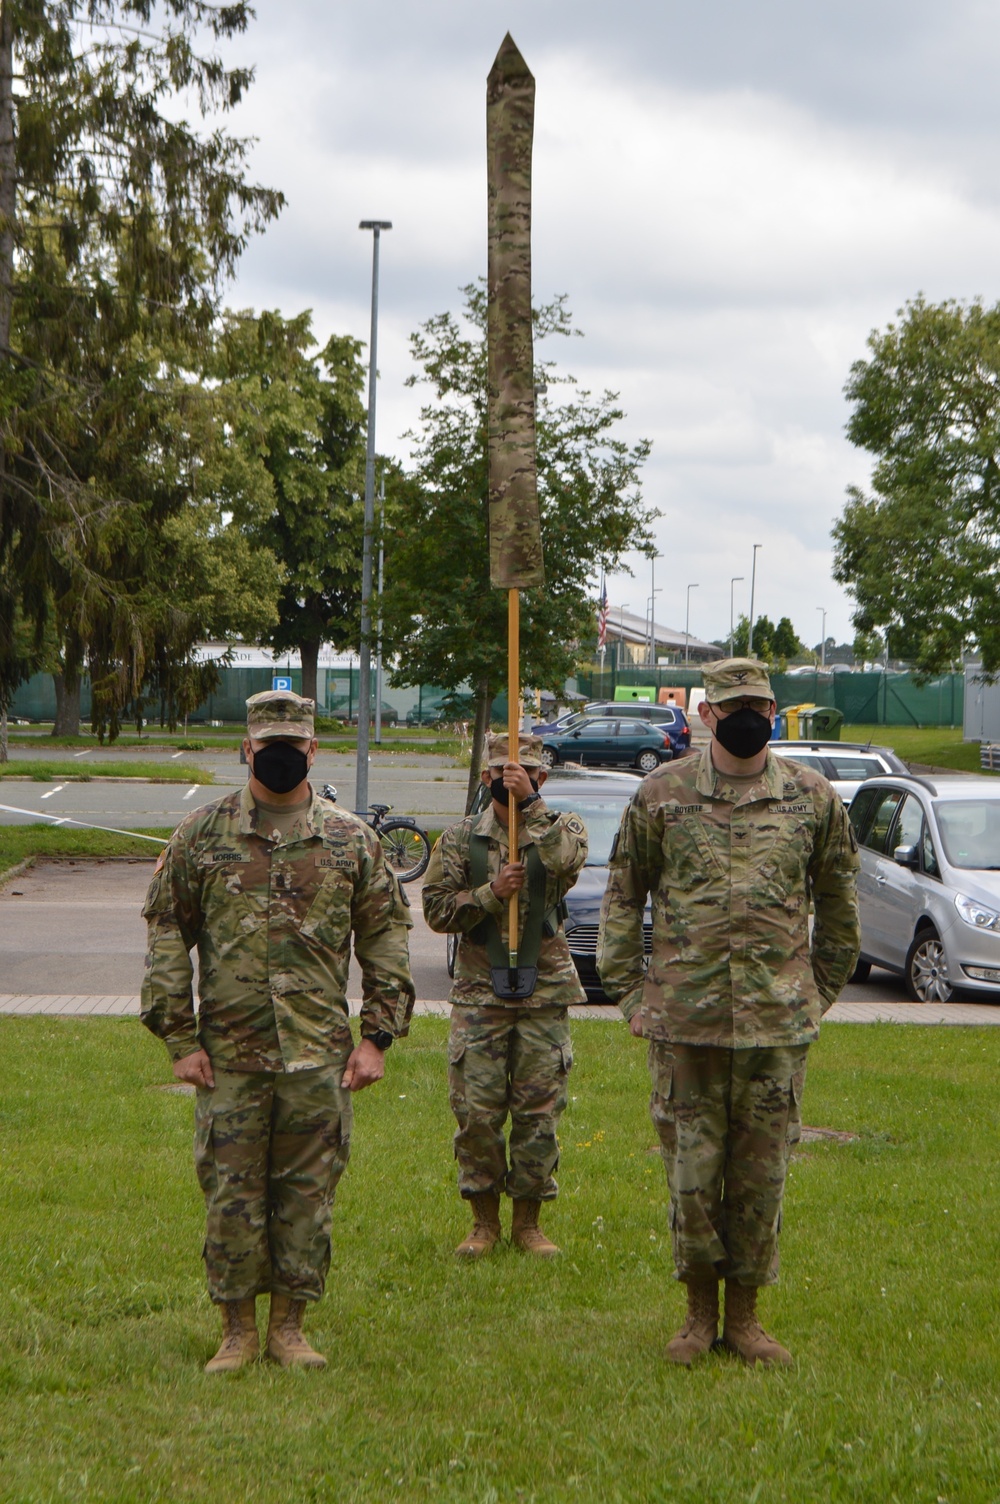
597, 575, 608, 650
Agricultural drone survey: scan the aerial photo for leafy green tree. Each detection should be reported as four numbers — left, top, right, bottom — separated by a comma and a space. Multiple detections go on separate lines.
731, 613, 775, 661
0, 0, 282, 753
383, 284, 655, 810
771, 616, 802, 669
833, 295, 1000, 675
212, 309, 369, 704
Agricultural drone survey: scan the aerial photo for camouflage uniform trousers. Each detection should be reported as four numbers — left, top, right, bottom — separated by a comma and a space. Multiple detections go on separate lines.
194, 1052, 352, 1304
448, 1004, 573, 1201
648, 1040, 807, 1287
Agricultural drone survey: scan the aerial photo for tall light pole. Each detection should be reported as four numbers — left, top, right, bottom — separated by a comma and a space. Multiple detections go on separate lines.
685, 583, 699, 663
355, 219, 391, 814
816, 606, 827, 669
648, 554, 658, 665
647, 589, 661, 668
747, 544, 762, 655
729, 576, 744, 656
374, 473, 386, 743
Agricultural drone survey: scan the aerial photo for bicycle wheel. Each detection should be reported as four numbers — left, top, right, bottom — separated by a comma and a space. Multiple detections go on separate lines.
379, 819, 431, 882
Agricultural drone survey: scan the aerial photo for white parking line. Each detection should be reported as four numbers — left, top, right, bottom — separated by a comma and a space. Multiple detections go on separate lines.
73, 750, 90, 758
171, 751, 184, 759
182, 786, 199, 800
40, 785, 65, 800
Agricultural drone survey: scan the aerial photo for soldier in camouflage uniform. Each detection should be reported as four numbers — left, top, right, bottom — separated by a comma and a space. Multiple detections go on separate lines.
422, 733, 587, 1257
141, 690, 414, 1373
598, 659, 860, 1366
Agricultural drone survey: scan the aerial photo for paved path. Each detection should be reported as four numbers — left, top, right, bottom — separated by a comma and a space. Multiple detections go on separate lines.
0, 746, 471, 826
4, 857, 1000, 1024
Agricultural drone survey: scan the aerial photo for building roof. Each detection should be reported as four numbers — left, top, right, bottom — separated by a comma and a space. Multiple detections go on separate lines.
600, 608, 719, 660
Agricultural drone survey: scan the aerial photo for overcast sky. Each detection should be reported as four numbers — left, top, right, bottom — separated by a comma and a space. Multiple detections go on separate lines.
218, 1, 1000, 652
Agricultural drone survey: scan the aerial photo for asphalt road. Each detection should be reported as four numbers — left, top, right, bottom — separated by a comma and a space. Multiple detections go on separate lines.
0, 859, 454, 1002
0, 853, 953, 1012
0, 746, 472, 829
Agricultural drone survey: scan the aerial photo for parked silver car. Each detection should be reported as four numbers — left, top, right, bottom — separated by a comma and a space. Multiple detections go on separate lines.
848, 774, 1000, 1002
781, 740, 907, 802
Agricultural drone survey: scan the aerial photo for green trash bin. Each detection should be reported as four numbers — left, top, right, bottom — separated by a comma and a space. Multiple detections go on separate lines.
799, 706, 843, 740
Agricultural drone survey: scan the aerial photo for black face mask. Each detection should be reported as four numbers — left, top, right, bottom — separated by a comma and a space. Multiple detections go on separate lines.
250, 741, 310, 795
712, 706, 773, 760
489, 774, 540, 807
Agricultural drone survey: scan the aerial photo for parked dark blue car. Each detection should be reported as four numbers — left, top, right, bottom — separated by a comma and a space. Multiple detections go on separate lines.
534, 702, 691, 758
538, 717, 672, 773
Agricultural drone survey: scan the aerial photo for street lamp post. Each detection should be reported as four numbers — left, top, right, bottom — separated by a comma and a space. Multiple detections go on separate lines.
729, 576, 744, 656
374, 474, 386, 743
647, 589, 661, 668
355, 219, 392, 815
816, 606, 827, 669
747, 544, 762, 655
685, 583, 699, 664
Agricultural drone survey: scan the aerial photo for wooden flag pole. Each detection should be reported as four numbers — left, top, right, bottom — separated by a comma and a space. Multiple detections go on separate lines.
507, 585, 520, 987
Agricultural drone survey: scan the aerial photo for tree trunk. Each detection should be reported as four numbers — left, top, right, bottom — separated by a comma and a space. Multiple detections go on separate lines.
0, 3, 15, 769
299, 641, 319, 706
0, 1, 13, 366
466, 675, 491, 814
53, 669, 82, 736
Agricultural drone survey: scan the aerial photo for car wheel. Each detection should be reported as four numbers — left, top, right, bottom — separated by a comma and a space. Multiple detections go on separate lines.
446, 932, 457, 979
904, 929, 953, 1003
849, 958, 871, 984
636, 749, 661, 773
540, 747, 557, 768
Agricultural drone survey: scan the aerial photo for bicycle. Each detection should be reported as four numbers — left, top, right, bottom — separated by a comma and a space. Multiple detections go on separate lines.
320, 784, 432, 883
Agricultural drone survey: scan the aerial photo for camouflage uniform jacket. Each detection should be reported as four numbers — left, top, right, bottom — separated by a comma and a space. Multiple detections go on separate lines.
141, 784, 415, 1072
422, 800, 588, 1008
597, 746, 860, 1047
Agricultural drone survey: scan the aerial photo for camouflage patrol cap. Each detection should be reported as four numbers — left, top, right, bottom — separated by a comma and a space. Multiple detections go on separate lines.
246, 689, 315, 740
702, 657, 774, 704
482, 732, 544, 769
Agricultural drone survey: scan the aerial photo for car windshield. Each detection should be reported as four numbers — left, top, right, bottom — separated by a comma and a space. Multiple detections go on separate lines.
544, 794, 629, 865
826, 755, 880, 782
933, 800, 1000, 869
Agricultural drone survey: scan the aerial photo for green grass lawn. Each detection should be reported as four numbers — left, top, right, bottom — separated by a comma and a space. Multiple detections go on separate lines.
0, 825, 172, 878
8, 729, 467, 757
842, 724, 984, 774
0, 760, 214, 784
1, 1018, 998, 1503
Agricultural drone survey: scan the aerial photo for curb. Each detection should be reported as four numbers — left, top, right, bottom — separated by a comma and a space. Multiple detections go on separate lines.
0, 856, 35, 888
0, 776, 214, 786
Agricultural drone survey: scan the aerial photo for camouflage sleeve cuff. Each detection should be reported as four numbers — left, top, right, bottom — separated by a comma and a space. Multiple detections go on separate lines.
617, 987, 644, 1022
475, 882, 505, 916
164, 1032, 202, 1064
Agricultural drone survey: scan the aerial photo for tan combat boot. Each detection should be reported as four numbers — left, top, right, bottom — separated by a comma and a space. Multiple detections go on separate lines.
266, 1294, 327, 1369
454, 1192, 502, 1257
722, 1281, 793, 1367
204, 1298, 259, 1374
511, 1199, 560, 1257
666, 1274, 719, 1365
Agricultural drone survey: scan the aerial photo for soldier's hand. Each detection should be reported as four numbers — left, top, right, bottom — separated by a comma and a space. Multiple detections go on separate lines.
342, 1037, 386, 1093
629, 1014, 644, 1038
490, 861, 526, 899
173, 1049, 215, 1089
501, 762, 535, 802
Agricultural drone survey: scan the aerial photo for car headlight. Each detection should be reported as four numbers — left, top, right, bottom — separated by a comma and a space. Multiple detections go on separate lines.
955, 893, 1000, 932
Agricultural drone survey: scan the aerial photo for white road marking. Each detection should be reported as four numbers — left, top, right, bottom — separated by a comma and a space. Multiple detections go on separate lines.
182, 786, 199, 800
73, 750, 90, 758
40, 785, 65, 800
171, 751, 184, 759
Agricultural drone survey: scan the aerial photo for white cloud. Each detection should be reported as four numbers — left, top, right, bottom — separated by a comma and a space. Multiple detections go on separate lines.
217, 3, 1000, 649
